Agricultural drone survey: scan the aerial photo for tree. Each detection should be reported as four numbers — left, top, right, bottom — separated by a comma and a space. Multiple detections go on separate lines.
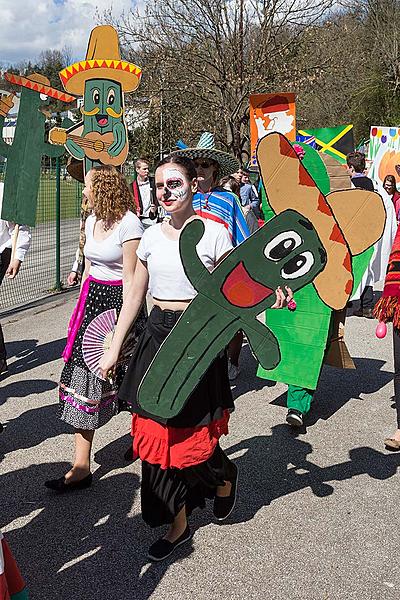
105, 0, 335, 162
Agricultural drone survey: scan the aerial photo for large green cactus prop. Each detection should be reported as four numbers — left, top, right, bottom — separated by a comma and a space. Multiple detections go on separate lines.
0, 78, 71, 226
52, 25, 142, 178
138, 212, 328, 419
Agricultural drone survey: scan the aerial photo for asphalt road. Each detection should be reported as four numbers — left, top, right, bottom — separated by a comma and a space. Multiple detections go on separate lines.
0, 294, 399, 600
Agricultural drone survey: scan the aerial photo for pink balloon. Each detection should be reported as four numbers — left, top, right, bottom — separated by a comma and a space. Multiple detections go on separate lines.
376, 321, 387, 339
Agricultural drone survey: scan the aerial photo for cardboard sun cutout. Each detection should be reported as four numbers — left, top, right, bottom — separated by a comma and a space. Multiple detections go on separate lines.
0, 73, 75, 226
137, 134, 385, 420
49, 25, 142, 177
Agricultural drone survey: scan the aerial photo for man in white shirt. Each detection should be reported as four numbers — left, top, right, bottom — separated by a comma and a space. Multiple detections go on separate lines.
131, 159, 159, 228
0, 182, 31, 375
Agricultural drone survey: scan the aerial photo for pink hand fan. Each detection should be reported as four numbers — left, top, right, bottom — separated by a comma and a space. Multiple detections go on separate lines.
82, 309, 117, 380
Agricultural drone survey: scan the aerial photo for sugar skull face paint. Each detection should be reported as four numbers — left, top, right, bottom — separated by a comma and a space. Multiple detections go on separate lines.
155, 166, 192, 210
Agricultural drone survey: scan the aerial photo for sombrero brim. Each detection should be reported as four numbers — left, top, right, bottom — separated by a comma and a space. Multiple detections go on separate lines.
60, 61, 142, 95
173, 148, 240, 179
257, 133, 353, 310
4, 72, 75, 103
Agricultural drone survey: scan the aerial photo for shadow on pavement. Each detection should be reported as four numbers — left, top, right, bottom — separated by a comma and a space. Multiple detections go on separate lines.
4, 337, 66, 378
0, 461, 193, 600
191, 424, 400, 528
0, 404, 67, 463
269, 357, 393, 425
231, 342, 277, 400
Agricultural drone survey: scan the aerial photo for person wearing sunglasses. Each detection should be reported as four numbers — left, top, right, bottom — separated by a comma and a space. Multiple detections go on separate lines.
174, 133, 250, 380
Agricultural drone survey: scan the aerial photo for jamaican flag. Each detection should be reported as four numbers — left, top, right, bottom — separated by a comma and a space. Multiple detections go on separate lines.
298, 125, 354, 164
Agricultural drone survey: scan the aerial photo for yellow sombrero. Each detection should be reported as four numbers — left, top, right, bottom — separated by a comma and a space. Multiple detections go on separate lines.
4, 72, 75, 103
257, 133, 386, 310
59, 25, 142, 96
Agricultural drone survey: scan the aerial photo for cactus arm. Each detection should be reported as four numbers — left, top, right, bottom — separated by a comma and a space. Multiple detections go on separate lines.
107, 122, 126, 157
179, 219, 210, 286
65, 138, 85, 160
243, 316, 281, 370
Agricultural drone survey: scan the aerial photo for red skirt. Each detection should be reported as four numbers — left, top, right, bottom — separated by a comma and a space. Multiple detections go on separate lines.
131, 409, 230, 469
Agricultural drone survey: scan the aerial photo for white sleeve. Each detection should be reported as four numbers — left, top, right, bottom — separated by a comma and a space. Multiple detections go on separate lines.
215, 225, 233, 262
119, 212, 144, 244
136, 231, 149, 261
11, 223, 31, 262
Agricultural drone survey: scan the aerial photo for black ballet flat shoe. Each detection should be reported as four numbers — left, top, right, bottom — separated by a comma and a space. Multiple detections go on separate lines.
147, 526, 192, 562
44, 472, 93, 492
213, 464, 238, 521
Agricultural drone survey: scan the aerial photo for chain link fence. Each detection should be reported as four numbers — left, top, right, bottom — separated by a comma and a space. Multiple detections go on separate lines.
0, 159, 82, 313
0, 161, 137, 314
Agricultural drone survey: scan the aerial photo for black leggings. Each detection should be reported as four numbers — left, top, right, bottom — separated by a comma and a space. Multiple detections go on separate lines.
0, 248, 11, 361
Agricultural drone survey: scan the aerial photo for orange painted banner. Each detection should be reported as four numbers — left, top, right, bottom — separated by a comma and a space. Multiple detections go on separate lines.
249, 93, 296, 169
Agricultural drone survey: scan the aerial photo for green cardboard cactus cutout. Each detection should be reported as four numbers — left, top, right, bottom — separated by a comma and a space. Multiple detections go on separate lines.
49, 25, 142, 177
0, 72, 74, 226
138, 210, 328, 419
258, 142, 375, 389
138, 133, 385, 419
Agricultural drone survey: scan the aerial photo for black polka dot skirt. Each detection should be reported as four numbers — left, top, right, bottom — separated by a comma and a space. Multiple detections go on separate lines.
59, 280, 147, 430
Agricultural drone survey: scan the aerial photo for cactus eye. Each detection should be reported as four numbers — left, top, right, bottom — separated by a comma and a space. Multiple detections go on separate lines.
92, 89, 100, 104
264, 230, 302, 261
107, 89, 115, 105
281, 251, 315, 280
40, 93, 48, 101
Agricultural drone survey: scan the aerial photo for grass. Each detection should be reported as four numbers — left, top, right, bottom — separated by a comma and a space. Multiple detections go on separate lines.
36, 176, 82, 223
0, 172, 82, 224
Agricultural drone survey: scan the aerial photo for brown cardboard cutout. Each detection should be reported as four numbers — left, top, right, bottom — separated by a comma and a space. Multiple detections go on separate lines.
257, 134, 386, 310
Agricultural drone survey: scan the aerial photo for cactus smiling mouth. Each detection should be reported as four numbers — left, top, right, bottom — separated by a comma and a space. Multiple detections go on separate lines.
95, 115, 108, 127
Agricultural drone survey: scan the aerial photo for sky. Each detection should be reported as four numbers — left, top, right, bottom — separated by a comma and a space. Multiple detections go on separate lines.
0, 0, 137, 66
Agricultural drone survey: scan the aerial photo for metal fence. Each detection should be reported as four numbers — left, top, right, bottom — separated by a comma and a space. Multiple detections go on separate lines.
0, 159, 83, 313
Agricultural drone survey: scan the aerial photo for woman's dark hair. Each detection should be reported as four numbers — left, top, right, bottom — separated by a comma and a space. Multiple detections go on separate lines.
155, 154, 197, 181
219, 175, 240, 196
383, 174, 397, 191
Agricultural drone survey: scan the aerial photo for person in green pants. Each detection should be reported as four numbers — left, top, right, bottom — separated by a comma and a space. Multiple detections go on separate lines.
286, 313, 336, 427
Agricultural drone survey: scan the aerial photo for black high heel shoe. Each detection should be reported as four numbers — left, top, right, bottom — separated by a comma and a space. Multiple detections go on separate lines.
44, 472, 93, 492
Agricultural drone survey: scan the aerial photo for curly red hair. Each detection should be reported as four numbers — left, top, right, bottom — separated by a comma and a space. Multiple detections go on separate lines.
90, 165, 134, 225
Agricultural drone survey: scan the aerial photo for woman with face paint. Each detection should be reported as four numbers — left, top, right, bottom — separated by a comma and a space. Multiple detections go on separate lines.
97, 155, 239, 561
45, 165, 146, 492
100, 154, 290, 560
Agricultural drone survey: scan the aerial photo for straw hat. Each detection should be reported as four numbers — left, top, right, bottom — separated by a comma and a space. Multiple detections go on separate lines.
4, 72, 75, 103
257, 133, 386, 310
59, 25, 142, 96
174, 132, 240, 178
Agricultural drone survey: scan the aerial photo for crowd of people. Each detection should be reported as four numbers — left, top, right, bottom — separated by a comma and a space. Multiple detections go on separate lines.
1, 138, 400, 573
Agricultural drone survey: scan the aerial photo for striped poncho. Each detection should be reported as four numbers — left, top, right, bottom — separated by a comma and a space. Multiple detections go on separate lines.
193, 188, 250, 247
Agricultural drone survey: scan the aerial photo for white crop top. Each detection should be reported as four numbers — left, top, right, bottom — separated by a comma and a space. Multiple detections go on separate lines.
85, 211, 144, 281
136, 219, 233, 300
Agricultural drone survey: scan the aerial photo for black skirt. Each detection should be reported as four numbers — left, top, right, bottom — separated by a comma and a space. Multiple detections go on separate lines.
141, 444, 237, 528
119, 306, 234, 427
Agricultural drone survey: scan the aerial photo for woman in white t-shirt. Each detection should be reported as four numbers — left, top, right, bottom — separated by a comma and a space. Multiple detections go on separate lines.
99, 155, 289, 561
45, 165, 146, 493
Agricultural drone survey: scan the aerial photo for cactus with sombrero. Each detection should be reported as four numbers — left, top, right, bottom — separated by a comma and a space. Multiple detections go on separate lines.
0, 72, 75, 226
49, 25, 142, 176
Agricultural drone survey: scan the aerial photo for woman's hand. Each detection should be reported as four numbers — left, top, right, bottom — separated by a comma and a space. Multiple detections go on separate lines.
99, 349, 120, 381
270, 286, 294, 309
